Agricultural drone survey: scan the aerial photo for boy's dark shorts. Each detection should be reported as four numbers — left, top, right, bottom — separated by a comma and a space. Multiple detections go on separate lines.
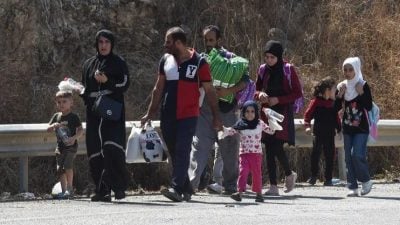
55, 147, 77, 173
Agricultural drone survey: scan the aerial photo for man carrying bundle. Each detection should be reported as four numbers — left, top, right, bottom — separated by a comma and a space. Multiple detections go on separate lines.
189, 25, 250, 194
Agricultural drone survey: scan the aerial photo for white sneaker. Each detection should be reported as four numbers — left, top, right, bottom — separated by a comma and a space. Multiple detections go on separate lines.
207, 183, 223, 194
264, 185, 280, 196
284, 172, 297, 193
361, 180, 373, 196
347, 189, 359, 197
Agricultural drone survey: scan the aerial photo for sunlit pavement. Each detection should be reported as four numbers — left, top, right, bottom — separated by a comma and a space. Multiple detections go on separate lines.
1, 182, 399, 225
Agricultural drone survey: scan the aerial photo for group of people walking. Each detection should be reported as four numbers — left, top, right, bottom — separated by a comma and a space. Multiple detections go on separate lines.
48, 25, 375, 202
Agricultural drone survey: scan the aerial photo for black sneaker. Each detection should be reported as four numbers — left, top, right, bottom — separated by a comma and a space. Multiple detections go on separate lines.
161, 188, 182, 202
307, 177, 317, 185
182, 193, 192, 202
230, 192, 242, 202
222, 189, 236, 195
323, 180, 333, 186
114, 191, 126, 200
91, 194, 111, 202
53, 192, 68, 200
255, 194, 264, 203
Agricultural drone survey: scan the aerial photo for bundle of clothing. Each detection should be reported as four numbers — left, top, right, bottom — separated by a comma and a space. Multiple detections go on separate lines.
206, 48, 248, 103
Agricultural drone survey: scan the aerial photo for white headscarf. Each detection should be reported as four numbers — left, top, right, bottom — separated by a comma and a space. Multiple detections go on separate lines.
337, 57, 366, 101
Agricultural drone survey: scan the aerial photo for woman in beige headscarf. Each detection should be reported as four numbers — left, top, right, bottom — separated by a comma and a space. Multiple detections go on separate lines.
336, 57, 373, 197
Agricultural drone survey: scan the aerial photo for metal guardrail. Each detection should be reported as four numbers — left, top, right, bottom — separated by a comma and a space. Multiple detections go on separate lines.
1, 120, 399, 192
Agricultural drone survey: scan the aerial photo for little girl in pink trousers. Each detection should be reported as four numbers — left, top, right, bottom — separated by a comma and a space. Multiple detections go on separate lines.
221, 100, 276, 202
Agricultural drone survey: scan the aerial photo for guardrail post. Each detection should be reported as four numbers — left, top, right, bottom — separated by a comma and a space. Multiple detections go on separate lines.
19, 156, 28, 192
337, 147, 346, 181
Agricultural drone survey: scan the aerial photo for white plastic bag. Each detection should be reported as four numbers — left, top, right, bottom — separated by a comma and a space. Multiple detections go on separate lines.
218, 126, 231, 140
139, 122, 168, 163
51, 182, 62, 196
126, 126, 146, 163
58, 77, 84, 94
263, 108, 284, 131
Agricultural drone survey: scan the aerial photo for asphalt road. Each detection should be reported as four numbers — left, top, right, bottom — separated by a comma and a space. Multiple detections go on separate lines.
1, 182, 399, 225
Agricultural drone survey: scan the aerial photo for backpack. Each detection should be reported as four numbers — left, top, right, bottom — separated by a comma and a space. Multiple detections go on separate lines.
365, 102, 380, 144
259, 63, 304, 113
235, 79, 256, 108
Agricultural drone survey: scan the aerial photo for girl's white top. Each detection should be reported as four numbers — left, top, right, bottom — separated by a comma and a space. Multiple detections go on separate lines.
225, 120, 274, 155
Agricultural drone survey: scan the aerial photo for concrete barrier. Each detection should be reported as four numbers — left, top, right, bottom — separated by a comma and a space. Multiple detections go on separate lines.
1, 120, 399, 192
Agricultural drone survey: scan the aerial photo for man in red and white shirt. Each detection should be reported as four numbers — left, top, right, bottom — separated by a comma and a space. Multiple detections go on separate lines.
141, 27, 222, 202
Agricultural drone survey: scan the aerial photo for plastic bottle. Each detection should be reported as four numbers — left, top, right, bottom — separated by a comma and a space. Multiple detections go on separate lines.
262, 108, 284, 122
55, 127, 69, 144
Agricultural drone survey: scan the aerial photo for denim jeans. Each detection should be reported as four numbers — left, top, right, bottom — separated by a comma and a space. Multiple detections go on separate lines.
343, 133, 370, 189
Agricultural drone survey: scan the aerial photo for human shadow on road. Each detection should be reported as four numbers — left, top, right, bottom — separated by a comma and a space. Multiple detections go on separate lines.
73, 198, 175, 206
362, 196, 400, 201
151, 199, 291, 206
110, 200, 176, 206
190, 193, 299, 205
149, 198, 258, 206
183, 200, 259, 206
295, 183, 346, 188
263, 195, 345, 201
147, 193, 293, 205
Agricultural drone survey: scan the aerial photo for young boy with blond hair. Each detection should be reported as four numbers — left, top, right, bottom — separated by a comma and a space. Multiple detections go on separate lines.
47, 91, 83, 199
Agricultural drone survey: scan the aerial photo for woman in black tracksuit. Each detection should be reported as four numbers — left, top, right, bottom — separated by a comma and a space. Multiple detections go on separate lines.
81, 29, 130, 202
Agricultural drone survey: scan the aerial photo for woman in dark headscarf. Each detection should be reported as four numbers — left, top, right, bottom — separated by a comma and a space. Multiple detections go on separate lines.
81, 29, 130, 202
255, 40, 303, 196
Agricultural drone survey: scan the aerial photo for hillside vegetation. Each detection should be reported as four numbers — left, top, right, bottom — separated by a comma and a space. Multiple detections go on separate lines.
1, 0, 399, 123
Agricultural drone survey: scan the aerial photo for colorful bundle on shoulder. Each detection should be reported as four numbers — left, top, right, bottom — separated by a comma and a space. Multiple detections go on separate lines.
207, 48, 249, 103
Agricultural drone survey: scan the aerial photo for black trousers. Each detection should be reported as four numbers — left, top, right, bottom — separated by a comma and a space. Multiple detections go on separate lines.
263, 137, 292, 185
86, 111, 129, 195
161, 116, 197, 195
310, 135, 335, 181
